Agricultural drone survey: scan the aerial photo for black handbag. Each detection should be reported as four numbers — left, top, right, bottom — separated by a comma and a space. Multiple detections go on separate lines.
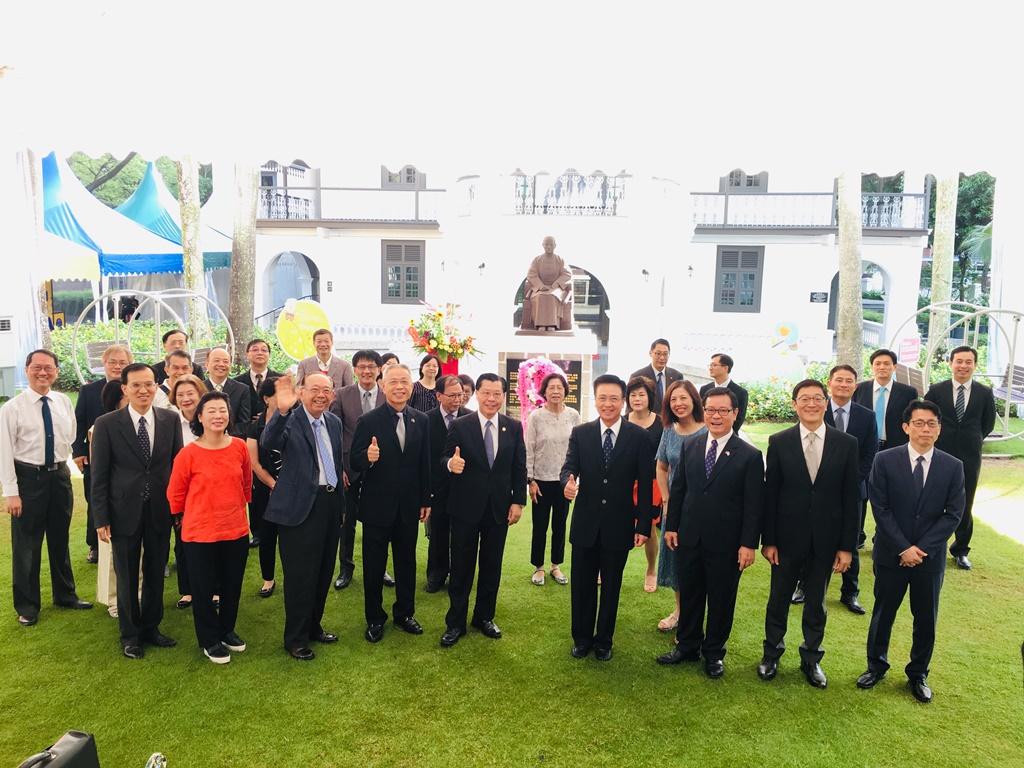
16, 731, 100, 768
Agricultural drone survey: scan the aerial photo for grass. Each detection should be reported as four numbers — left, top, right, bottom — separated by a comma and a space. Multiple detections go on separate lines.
1, 471, 1023, 768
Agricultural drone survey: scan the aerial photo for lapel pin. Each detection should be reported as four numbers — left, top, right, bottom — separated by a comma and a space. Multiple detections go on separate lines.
725, 451, 731, 457
501, 426, 507, 432
410, 418, 415, 423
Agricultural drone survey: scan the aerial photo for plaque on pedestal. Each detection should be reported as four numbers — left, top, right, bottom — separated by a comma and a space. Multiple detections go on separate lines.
498, 329, 599, 421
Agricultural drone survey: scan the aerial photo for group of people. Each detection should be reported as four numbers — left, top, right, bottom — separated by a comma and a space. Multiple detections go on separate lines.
0, 329, 994, 700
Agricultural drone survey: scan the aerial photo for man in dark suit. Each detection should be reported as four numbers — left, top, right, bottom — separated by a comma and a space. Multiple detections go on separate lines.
657, 387, 763, 677
350, 364, 431, 642
425, 375, 470, 592
233, 338, 281, 423
857, 400, 965, 703
203, 348, 250, 438
328, 350, 387, 590
757, 379, 861, 689
73, 343, 133, 564
853, 348, 918, 450
630, 338, 684, 414
262, 373, 345, 661
793, 364, 878, 613
923, 345, 995, 571
90, 363, 183, 658
151, 329, 204, 384
439, 373, 527, 648
698, 353, 749, 431
561, 374, 655, 661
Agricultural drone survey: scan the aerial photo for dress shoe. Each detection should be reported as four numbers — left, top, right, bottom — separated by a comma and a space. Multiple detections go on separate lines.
311, 631, 339, 644
394, 616, 424, 635
471, 619, 502, 639
908, 678, 933, 703
288, 646, 315, 661
17, 615, 38, 627
571, 643, 592, 659
86, 547, 99, 564
757, 657, 778, 681
424, 580, 444, 593
248, 536, 260, 549
57, 598, 93, 610
222, 632, 246, 652
440, 626, 465, 647
856, 669, 886, 689
365, 623, 385, 643
594, 647, 613, 662
840, 595, 867, 615
801, 662, 828, 689
176, 597, 192, 609
383, 571, 396, 587
791, 584, 806, 604
122, 644, 144, 660
334, 571, 353, 590
704, 659, 725, 679
258, 582, 276, 598
203, 642, 231, 664
656, 647, 701, 665
141, 630, 177, 648
954, 554, 972, 570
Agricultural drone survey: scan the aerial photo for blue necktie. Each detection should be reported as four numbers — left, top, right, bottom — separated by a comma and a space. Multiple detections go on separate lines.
705, 438, 718, 479
484, 420, 495, 468
874, 386, 887, 440
602, 428, 614, 467
40, 396, 55, 467
313, 419, 339, 487
657, 372, 664, 401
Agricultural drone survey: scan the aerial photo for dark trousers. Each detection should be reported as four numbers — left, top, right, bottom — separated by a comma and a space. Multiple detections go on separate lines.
866, 561, 944, 680
675, 545, 743, 661
950, 459, 980, 556
82, 464, 97, 549
446, 512, 509, 631
763, 552, 834, 664
362, 515, 418, 625
173, 526, 191, 596
11, 464, 77, 618
110, 504, 169, 643
183, 536, 249, 649
425, 504, 451, 586
338, 483, 359, 575
252, 480, 278, 581
570, 536, 630, 651
840, 498, 870, 598
530, 480, 569, 567
278, 488, 342, 650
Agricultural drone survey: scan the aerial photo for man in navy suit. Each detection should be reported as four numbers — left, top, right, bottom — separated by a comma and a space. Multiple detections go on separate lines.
262, 373, 345, 661
232, 338, 281, 423
857, 400, 965, 703
350, 364, 431, 643
853, 349, 918, 450
631, 338, 684, 414
698, 353, 749, 431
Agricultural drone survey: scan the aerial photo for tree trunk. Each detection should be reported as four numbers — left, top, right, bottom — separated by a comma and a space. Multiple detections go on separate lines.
928, 173, 959, 352
177, 155, 211, 341
835, 170, 863, 370
85, 151, 137, 192
228, 162, 258, 361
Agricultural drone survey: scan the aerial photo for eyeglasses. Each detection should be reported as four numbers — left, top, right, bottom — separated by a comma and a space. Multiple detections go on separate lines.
909, 420, 939, 428
28, 365, 57, 374
704, 407, 736, 416
796, 395, 827, 404
355, 364, 379, 371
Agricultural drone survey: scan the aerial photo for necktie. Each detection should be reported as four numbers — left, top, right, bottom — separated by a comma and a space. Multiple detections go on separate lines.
40, 396, 55, 466
255, 372, 263, 391
874, 386, 887, 440
657, 372, 664, 401
137, 416, 151, 500
804, 432, 820, 483
484, 420, 496, 468
834, 407, 846, 433
955, 385, 966, 421
602, 428, 614, 467
445, 411, 455, 430
913, 454, 925, 496
705, 438, 718, 478
312, 419, 339, 487
395, 411, 407, 452
362, 390, 373, 415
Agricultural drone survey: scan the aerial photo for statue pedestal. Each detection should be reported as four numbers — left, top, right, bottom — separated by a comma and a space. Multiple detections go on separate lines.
498, 329, 599, 422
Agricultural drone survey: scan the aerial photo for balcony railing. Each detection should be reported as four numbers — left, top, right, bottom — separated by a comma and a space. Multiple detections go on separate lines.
691, 191, 928, 230
512, 170, 628, 216
259, 191, 313, 220
257, 185, 444, 222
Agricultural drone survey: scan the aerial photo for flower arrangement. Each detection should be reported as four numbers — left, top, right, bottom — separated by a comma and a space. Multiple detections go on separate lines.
516, 357, 567, 428
407, 302, 479, 363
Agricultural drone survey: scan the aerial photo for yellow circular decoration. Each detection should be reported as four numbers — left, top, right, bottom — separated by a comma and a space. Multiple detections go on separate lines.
275, 298, 332, 361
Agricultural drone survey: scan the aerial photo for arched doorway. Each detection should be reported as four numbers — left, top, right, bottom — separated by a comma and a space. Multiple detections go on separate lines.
263, 251, 320, 315
827, 261, 890, 348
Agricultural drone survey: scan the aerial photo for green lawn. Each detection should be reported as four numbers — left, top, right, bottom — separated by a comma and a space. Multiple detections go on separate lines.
2, 473, 1023, 767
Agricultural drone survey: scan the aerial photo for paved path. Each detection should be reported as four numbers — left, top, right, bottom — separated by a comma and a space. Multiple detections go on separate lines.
972, 483, 1024, 546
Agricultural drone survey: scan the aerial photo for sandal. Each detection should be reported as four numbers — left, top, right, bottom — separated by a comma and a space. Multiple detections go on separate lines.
550, 567, 568, 585
644, 573, 657, 593
176, 596, 192, 610
657, 611, 679, 632
531, 568, 545, 586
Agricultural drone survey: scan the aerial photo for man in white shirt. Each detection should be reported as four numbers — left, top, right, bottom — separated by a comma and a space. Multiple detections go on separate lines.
1, 350, 91, 626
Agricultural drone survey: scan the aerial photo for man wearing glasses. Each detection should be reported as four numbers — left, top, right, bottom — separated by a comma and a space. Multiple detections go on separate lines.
758, 379, 860, 689
857, 401, 964, 703
631, 338, 683, 415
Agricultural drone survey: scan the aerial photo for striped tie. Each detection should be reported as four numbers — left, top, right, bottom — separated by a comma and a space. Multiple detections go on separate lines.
955, 385, 966, 421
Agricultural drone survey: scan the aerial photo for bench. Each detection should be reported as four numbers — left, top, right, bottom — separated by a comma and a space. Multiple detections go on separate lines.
991, 364, 1024, 405
84, 341, 116, 375
894, 363, 926, 397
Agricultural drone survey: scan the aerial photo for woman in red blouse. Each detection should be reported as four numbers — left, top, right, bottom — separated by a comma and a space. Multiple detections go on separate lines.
167, 391, 252, 664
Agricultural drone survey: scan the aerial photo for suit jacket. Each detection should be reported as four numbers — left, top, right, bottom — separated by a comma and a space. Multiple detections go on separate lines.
233, 368, 282, 422
350, 404, 431, 527
73, 378, 109, 458
89, 407, 183, 537
666, 432, 763, 553
923, 379, 996, 470
151, 359, 205, 385
261, 404, 346, 527
868, 446, 965, 572
825, 400, 878, 499
427, 405, 471, 507
204, 377, 251, 438
329, 383, 386, 477
443, 413, 528, 525
560, 418, 655, 550
296, 355, 354, 392
762, 423, 861, 557
630, 364, 684, 414
699, 380, 750, 432
853, 379, 918, 447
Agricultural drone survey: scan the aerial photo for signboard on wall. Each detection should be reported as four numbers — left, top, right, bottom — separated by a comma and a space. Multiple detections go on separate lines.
809, 291, 828, 303
898, 337, 921, 365
504, 357, 583, 422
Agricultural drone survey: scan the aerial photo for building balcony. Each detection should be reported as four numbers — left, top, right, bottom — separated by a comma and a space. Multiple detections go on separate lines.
257, 185, 444, 225
510, 170, 630, 217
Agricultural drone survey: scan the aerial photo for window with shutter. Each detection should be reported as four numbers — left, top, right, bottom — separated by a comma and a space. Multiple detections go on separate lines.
381, 240, 427, 304
713, 246, 764, 313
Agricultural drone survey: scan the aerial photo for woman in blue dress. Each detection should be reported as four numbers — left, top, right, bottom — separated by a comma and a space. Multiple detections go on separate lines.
654, 380, 706, 632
